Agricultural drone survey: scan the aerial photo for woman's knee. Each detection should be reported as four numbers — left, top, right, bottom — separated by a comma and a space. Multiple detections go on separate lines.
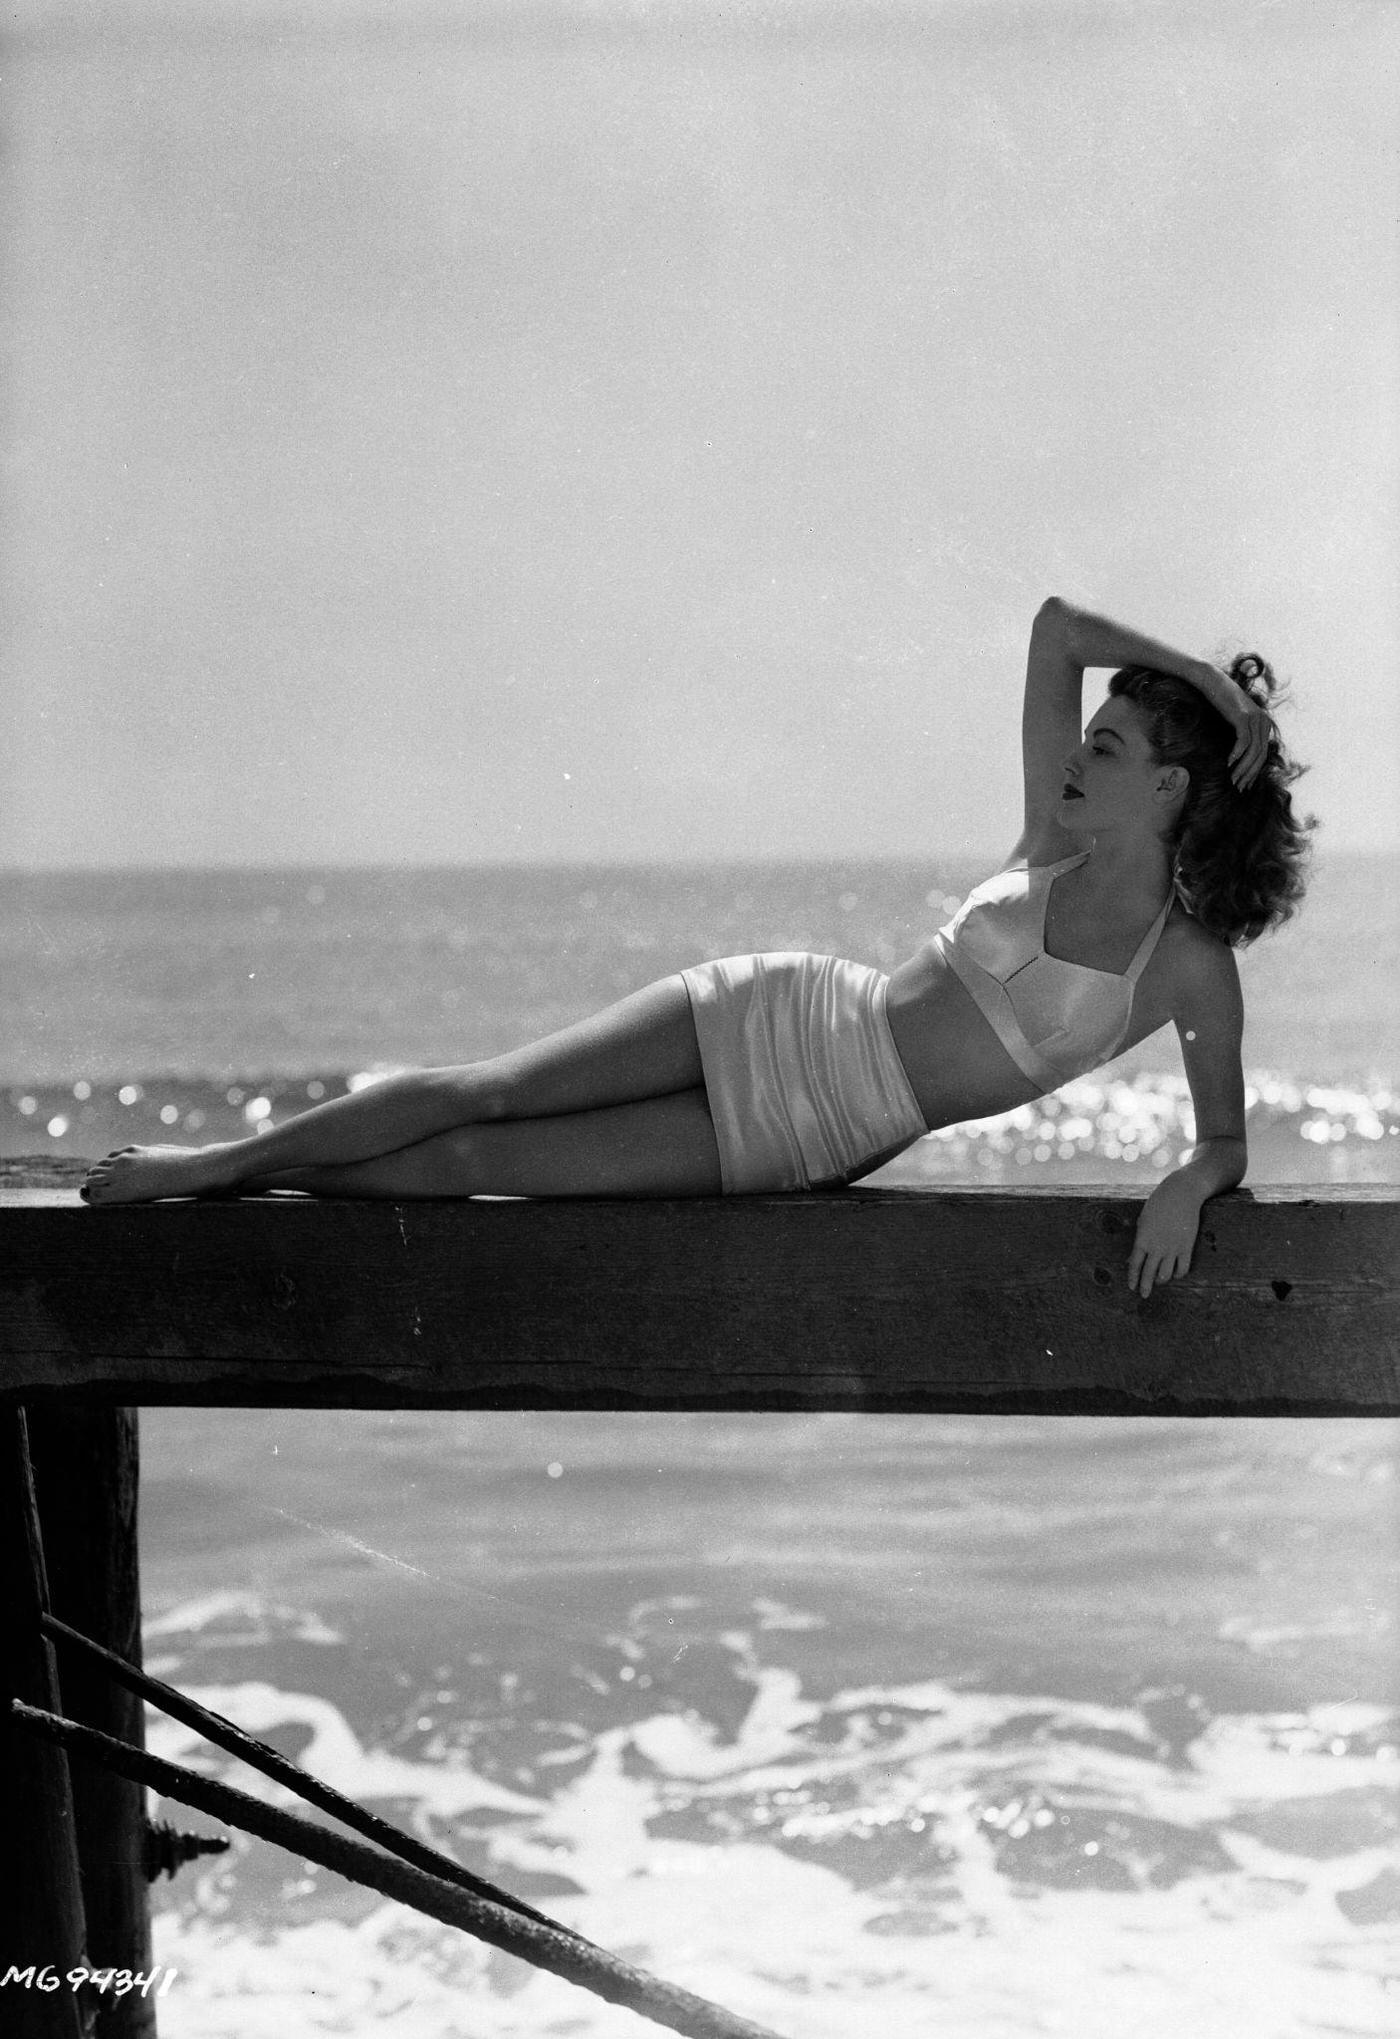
417, 1062, 512, 1124
465, 1060, 533, 1123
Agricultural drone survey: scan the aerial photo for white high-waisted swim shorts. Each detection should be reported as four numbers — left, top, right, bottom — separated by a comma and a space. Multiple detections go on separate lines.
680, 952, 928, 1194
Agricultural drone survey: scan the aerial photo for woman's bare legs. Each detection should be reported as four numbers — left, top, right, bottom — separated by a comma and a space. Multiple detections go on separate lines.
238, 1089, 722, 1199
82, 976, 711, 1204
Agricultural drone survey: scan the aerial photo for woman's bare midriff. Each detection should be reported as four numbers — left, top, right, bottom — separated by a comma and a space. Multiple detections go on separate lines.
884, 940, 1047, 1131
885, 907, 1187, 1134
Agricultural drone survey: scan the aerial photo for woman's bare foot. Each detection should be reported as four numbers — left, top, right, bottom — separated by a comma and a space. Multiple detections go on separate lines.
81, 1142, 245, 1205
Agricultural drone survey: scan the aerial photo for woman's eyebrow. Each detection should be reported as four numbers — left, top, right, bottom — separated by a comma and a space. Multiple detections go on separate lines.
1088, 728, 1125, 748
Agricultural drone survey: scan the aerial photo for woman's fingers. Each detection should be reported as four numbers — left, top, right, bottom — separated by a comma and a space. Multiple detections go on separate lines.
1229, 705, 1271, 788
1128, 1242, 1192, 1297
1136, 1253, 1163, 1298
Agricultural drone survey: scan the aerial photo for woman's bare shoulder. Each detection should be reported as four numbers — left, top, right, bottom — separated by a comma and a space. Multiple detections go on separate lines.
1162, 904, 1233, 957
1158, 906, 1242, 1006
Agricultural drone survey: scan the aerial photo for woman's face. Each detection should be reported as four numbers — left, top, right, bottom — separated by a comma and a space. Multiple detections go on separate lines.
1059, 696, 1174, 835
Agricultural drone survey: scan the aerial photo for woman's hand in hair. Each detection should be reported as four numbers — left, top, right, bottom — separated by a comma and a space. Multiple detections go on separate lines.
1217, 683, 1273, 791
1186, 659, 1273, 791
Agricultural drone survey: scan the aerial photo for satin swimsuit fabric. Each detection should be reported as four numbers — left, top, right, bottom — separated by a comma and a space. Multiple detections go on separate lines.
929, 853, 1172, 1091
681, 952, 928, 1194
681, 857, 1173, 1196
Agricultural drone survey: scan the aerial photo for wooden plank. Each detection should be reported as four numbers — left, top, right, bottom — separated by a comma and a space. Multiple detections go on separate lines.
3, 1184, 1397, 1415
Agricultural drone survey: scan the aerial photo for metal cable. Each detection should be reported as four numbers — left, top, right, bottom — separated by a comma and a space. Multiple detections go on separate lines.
41, 1610, 570, 1936
12, 1702, 789, 2039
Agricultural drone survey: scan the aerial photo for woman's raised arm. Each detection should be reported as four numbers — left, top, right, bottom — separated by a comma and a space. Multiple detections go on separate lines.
1012, 597, 1256, 866
1010, 595, 1087, 866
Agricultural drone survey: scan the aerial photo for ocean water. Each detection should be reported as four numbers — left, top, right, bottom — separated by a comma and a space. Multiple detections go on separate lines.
137, 1411, 1399, 2039
3, 855, 1398, 2033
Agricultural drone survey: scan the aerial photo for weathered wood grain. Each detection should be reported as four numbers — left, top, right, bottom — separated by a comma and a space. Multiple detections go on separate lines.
26, 1409, 155, 2037
0, 1408, 96, 2039
3, 1183, 1396, 1414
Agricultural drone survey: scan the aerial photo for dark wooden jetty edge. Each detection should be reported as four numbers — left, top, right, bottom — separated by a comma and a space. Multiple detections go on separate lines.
3, 1177, 1398, 1416
2, 1169, 1398, 2039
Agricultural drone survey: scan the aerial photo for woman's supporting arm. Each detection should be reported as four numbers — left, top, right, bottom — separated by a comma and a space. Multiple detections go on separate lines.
1127, 937, 1248, 1298
1127, 1134, 1247, 1300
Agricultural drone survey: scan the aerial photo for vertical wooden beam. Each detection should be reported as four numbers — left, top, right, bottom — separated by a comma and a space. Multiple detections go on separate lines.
26, 1410, 155, 2039
0, 1407, 95, 2039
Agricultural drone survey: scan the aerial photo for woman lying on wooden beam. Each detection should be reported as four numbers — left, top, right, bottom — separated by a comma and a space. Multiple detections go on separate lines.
81, 598, 1313, 1298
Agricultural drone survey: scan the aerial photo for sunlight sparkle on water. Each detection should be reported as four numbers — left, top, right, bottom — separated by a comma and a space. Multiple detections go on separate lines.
910, 1069, 1398, 1174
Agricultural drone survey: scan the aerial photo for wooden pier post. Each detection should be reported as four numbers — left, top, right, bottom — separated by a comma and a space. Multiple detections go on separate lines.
0, 1407, 96, 2039
26, 1409, 154, 2039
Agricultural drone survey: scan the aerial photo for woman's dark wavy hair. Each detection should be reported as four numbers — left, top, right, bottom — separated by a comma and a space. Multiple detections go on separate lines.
1107, 655, 1316, 946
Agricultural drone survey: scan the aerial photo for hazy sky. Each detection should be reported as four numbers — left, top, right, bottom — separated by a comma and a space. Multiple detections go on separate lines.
4, 0, 1397, 866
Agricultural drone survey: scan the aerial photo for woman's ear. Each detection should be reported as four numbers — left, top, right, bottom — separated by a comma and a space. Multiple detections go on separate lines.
1155, 763, 1190, 806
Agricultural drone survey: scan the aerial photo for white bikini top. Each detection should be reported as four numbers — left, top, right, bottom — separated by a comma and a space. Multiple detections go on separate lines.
931, 852, 1173, 1090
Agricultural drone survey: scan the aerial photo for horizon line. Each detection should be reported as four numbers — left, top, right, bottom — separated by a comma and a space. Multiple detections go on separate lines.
1, 843, 1392, 881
